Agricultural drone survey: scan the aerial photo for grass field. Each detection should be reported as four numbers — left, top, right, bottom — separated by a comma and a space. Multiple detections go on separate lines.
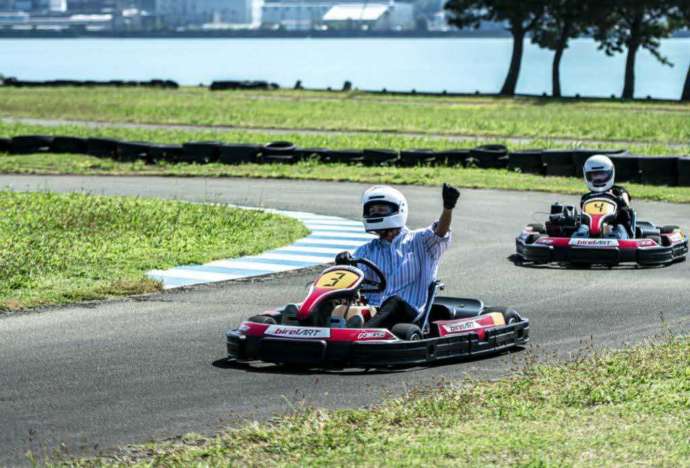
65, 338, 690, 467
0, 191, 307, 311
1, 87, 689, 145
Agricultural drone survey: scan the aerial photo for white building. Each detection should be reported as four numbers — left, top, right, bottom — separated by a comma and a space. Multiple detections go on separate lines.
155, 0, 254, 27
323, 2, 413, 31
260, 0, 337, 31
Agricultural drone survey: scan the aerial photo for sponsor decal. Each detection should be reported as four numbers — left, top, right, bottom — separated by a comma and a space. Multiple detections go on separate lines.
265, 325, 330, 339
357, 330, 389, 340
443, 320, 481, 334
568, 238, 619, 248
536, 237, 554, 245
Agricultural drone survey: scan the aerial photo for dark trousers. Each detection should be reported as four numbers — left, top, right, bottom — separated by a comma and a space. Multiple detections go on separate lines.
365, 295, 418, 329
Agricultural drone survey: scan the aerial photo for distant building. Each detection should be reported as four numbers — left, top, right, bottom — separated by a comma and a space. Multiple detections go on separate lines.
155, 0, 253, 28
323, 2, 413, 31
260, 0, 340, 31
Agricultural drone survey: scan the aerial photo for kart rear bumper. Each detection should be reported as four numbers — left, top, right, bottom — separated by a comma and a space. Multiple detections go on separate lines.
516, 238, 688, 266
226, 321, 529, 368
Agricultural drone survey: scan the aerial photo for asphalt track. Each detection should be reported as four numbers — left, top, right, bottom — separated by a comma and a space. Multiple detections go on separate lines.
2, 175, 689, 465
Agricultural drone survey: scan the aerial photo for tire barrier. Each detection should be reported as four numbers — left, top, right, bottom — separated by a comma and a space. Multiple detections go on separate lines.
210, 80, 279, 91
1, 133, 688, 187
51, 136, 88, 154
467, 144, 509, 169
218, 143, 261, 164
0, 137, 10, 153
10, 135, 53, 154
87, 137, 120, 158
363, 149, 398, 166
507, 149, 544, 175
181, 142, 221, 163
117, 141, 150, 162
542, 150, 575, 177
261, 141, 296, 164
400, 149, 436, 167
436, 149, 471, 167
638, 157, 679, 186
609, 155, 640, 183
1, 77, 179, 89
678, 158, 690, 187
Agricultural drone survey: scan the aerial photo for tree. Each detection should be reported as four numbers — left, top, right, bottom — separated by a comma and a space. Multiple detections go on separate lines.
592, 0, 684, 99
444, 0, 546, 96
674, 0, 690, 101
530, 0, 602, 97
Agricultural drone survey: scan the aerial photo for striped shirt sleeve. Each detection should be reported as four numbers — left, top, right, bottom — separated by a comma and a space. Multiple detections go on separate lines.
414, 223, 451, 260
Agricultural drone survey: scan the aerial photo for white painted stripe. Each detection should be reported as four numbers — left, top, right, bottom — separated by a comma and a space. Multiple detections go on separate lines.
310, 231, 375, 239
148, 269, 241, 282
205, 260, 296, 272
302, 225, 366, 232
278, 245, 354, 255
260, 252, 334, 263
296, 238, 367, 247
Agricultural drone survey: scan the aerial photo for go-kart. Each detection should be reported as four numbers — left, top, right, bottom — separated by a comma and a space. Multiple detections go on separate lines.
516, 194, 688, 266
225, 257, 529, 369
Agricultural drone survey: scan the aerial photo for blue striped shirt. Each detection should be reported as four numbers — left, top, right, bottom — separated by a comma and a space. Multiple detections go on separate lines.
354, 224, 451, 316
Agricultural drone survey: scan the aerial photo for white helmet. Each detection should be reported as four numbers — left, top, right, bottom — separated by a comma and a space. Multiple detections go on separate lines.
583, 155, 615, 193
361, 185, 408, 232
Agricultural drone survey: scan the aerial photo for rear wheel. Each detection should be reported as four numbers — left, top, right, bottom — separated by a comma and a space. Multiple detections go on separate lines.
391, 323, 423, 341
248, 315, 277, 324
482, 306, 521, 325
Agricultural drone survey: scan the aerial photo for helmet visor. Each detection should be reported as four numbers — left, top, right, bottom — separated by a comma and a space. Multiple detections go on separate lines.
586, 169, 613, 187
363, 201, 398, 218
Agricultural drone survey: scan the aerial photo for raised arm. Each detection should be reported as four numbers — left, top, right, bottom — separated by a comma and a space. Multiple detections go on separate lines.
434, 183, 460, 237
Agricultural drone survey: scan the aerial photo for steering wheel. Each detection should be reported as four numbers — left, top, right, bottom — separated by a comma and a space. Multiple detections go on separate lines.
353, 257, 387, 293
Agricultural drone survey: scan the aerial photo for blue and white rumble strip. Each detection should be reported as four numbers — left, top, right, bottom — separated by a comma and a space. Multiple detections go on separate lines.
147, 208, 374, 289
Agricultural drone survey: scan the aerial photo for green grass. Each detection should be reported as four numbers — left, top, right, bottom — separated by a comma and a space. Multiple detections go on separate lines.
0, 191, 307, 311
63, 338, 690, 467
1, 87, 689, 145
3, 153, 690, 204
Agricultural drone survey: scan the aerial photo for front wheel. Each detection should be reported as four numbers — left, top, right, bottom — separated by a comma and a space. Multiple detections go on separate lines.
482, 306, 521, 325
391, 323, 423, 341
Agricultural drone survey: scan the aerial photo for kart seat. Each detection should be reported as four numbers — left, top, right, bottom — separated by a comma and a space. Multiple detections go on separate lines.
429, 297, 484, 321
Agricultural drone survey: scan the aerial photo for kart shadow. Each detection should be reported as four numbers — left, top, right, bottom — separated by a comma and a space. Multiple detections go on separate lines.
211, 346, 526, 376
507, 254, 667, 270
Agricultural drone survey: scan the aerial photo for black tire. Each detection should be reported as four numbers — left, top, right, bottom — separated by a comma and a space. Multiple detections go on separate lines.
248, 315, 277, 325
391, 323, 423, 341
10, 135, 53, 154
660, 225, 679, 234
482, 306, 521, 325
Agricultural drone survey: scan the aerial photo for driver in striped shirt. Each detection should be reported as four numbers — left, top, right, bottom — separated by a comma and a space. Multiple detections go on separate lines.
335, 183, 460, 329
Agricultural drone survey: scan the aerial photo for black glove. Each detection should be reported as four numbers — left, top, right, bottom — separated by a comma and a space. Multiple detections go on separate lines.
442, 183, 460, 210
335, 251, 354, 265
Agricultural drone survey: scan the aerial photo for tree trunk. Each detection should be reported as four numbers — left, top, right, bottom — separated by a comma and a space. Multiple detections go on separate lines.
622, 17, 641, 100
500, 28, 525, 96
682, 64, 690, 102
552, 25, 570, 98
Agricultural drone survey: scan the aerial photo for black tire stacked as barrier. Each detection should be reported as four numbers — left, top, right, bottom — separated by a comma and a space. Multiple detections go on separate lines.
638, 157, 678, 186
219, 144, 262, 164
1, 78, 179, 89
10, 135, 53, 154
210, 80, 279, 91
508, 149, 544, 174
468, 145, 508, 168
51, 136, 88, 154
677, 158, 690, 187
181, 142, 221, 163
1, 133, 688, 187
0, 137, 10, 153
400, 149, 436, 167
87, 138, 120, 158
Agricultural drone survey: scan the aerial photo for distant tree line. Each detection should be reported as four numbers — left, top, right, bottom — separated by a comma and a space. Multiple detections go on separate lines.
443, 0, 690, 100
